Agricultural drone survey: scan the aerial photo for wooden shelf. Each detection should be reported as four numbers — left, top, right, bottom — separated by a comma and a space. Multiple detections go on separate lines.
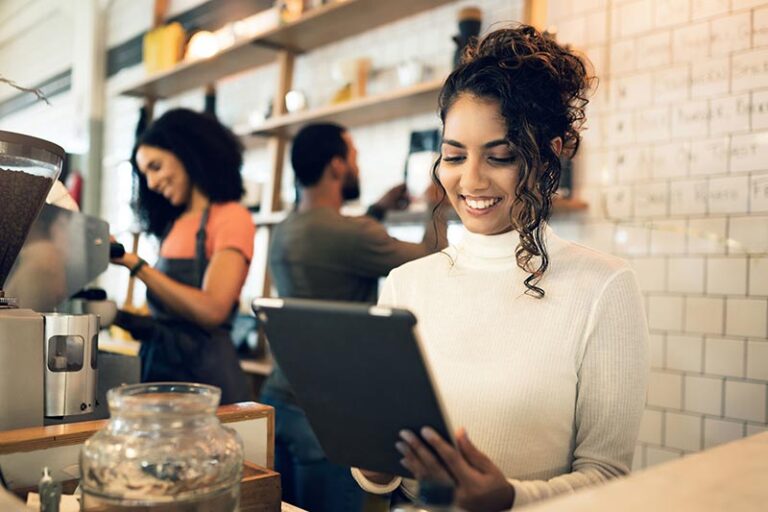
0, 402, 272, 455
241, 78, 444, 139
553, 197, 589, 213
116, 41, 276, 99
116, 0, 455, 99
252, 198, 588, 226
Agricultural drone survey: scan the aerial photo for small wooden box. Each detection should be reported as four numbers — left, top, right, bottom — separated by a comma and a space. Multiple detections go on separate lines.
14, 462, 281, 511
241, 461, 282, 512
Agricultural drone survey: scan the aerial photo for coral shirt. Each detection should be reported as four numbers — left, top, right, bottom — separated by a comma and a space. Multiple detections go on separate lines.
160, 202, 255, 265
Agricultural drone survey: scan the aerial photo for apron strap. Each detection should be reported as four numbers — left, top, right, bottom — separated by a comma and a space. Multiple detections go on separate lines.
194, 207, 211, 287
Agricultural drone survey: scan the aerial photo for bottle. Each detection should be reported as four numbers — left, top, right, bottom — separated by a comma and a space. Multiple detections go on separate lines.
38, 467, 61, 512
452, 7, 483, 69
391, 480, 466, 512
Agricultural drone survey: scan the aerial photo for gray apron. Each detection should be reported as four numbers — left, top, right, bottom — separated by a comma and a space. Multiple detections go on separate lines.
130, 208, 249, 404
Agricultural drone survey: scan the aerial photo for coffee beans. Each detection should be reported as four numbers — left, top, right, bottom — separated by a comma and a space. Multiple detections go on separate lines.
0, 167, 52, 290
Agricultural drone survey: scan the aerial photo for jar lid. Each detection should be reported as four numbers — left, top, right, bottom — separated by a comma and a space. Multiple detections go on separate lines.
108, 382, 222, 416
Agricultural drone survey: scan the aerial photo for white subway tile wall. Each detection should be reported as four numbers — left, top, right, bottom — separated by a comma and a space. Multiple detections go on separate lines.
685, 374, 724, 415
650, 219, 688, 254
632, 257, 667, 292
708, 175, 750, 214
648, 295, 685, 331
704, 337, 746, 377
726, 298, 768, 337
724, 380, 767, 421
549, 0, 768, 469
728, 216, 768, 252
647, 371, 684, 409
750, 257, 768, 295
665, 412, 703, 451
756, 6, 768, 46
707, 257, 749, 295
753, 90, 768, 129
747, 340, 768, 379
685, 296, 725, 334
670, 179, 708, 215
704, 417, 745, 448
632, 445, 645, 472
666, 334, 704, 372
637, 409, 663, 445
751, 173, 768, 212
645, 446, 683, 465
710, 94, 751, 135
689, 137, 729, 175
667, 257, 705, 293
688, 217, 728, 253
649, 333, 666, 368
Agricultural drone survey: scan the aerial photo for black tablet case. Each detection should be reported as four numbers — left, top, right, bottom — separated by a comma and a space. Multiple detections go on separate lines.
252, 297, 453, 477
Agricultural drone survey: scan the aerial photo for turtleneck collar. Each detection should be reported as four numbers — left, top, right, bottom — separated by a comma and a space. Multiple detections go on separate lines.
453, 224, 567, 270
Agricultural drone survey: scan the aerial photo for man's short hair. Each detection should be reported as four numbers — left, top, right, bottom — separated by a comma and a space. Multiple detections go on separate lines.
291, 123, 348, 187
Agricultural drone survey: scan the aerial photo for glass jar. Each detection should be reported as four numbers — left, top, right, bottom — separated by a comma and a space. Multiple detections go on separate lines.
80, 382, 244, 511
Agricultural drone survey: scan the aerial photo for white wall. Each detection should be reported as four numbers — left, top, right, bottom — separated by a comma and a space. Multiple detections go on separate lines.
0, 0, 75, 148
548, 0, 768, 469
0, 0, 72, 101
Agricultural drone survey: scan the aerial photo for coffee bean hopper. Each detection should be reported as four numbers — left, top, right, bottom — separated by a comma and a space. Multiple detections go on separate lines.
0, 130, 100, 430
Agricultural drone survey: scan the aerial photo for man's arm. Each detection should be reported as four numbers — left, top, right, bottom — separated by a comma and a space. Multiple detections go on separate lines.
365, 184, 409, 221
348, 210, 448, 278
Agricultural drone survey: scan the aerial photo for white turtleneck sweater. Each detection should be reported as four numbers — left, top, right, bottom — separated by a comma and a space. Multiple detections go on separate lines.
352, 227, 649, 508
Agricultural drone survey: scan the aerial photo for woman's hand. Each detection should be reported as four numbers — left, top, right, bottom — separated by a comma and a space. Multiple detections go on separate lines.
398, 427, 516, 512
111, 251, 139, 269
109, 236, 139, 269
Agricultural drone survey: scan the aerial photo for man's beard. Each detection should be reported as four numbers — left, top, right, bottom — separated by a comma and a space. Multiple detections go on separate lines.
341, 170, 360, 201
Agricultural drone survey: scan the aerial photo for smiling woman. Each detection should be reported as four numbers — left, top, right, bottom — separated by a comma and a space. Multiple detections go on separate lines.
110, 108, 253, 405
438, 96, 521, 237
433, 26, 589, 299
352, 26, 649, 512
135, 145, 193, 207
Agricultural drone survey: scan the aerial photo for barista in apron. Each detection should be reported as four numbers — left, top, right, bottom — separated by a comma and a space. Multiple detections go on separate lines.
111, 108, 253, 405
136, 207, 249, 404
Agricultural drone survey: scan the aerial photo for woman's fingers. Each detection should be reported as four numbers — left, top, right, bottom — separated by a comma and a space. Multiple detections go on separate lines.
421, 427, 475, 482
397, 439, 434, 480
399, 430, 453, 484
456, 428, 494, 471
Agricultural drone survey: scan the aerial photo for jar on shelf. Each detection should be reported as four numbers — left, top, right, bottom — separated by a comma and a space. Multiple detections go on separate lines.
80, 382, 244, 511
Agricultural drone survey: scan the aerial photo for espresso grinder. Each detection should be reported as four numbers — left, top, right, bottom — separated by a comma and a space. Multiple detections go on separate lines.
0, 130, 100, 430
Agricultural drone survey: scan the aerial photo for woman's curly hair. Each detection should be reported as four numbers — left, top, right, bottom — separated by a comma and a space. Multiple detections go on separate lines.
433, 24, 593, 297
131, 108, 245, 237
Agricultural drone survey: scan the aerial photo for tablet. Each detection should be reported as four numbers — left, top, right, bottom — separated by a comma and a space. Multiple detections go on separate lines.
252, 297, 454, 477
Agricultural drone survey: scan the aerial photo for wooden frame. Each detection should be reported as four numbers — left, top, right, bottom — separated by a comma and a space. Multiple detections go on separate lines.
0, 402, 273, 460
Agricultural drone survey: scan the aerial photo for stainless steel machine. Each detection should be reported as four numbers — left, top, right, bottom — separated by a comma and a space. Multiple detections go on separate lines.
0, 130, 118, 431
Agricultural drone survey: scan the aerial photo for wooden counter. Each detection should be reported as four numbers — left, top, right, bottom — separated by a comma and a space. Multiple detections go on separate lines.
526, 432, 768, 511
0, 401, 274, 489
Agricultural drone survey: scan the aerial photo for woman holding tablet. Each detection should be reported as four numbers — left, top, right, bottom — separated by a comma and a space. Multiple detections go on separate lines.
353, 26, 649, 511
